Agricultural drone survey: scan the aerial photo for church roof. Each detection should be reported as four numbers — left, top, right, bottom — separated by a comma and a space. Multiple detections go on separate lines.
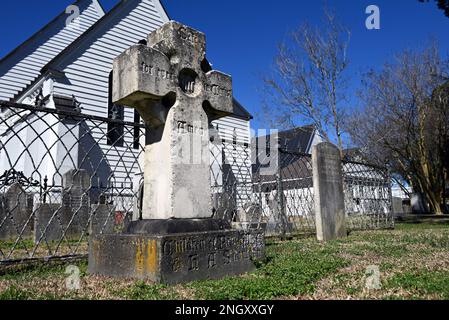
0, 0, 105, 101
232, 98, 253, 120
253, 125, 317, 154
41, 0, 170, 74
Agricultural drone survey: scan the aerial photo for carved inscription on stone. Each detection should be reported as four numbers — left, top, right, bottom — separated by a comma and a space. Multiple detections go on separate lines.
178, 26, 199, 44
177, 121, 205, 136
141, 62, 176, 82
203, 83, 232, 97
188, 254, 199, 271
162, 231, 264, 273
322, 153, 341, 183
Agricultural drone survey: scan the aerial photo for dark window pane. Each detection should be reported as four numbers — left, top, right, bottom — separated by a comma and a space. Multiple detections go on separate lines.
107, 71, 124, 147
133, 109, 141, 150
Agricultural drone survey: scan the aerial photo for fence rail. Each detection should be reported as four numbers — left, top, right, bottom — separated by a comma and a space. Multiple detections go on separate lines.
0, 101, 393, 266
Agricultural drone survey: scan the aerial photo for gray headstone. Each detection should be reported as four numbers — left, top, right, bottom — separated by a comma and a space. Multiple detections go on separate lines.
237, 194, 263, 223
89, 229, 265, 285
34, 203, 63, 242
411, 193, 430, 214
132, 173, 144, 221
312, 142, 346, 241
212, 192, 235, 222
265, 190, 291, 236
112, 21, 233, 219
392, 197, 404, 215
89, 204, 115, 235
61, 169, 90, 239
0, 183, 33, 241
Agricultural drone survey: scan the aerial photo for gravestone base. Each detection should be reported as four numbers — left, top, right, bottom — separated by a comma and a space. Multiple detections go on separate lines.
88, 219, 265, 285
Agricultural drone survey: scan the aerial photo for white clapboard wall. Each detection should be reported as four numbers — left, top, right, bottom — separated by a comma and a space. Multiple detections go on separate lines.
212, 116, 253, 208
0, 0, 104, 101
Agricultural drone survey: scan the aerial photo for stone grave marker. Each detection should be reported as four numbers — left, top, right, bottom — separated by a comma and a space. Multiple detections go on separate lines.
312, 142, 347, 241
89, 204, 115, 235
112, 21, 234, 220
0, 183, 33, 241
89, 21, 265, 284
34, 169, 91, 242
61, 169, 90, 239
233, 195, 266, 231
34, 203, 63, 243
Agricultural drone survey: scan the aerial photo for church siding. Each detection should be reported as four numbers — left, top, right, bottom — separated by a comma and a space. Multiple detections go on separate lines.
0, 0, 104, 101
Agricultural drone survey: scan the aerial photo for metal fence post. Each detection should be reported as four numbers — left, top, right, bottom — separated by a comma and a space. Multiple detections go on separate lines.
387, 168, 395, 229
277, 149, 288, 240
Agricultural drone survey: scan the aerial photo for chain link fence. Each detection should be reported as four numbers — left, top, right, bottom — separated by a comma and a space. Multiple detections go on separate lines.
0, 101, 144, 265
343, 159, 394, 230
0, 101, 393, 266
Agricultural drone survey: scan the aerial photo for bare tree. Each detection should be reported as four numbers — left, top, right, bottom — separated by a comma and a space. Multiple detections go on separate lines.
418, 0, 449, 18
347, 43, 449, 214
262, 9, 350, 156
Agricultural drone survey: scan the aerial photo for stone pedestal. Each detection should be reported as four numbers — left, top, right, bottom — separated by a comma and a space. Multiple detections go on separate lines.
88, 219, 264, 284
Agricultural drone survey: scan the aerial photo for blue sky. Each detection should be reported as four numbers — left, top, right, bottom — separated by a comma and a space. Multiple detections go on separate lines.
1, 0, 448, 131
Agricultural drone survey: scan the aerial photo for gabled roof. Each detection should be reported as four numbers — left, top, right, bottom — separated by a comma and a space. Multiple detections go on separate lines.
40, 0, 170, 74
232, 98, 253, 120
253, 125, 316, 154
0, 0, 104, 66
276, 125, 316, 152
0, 0, 105, 101
251, 125, 317, 184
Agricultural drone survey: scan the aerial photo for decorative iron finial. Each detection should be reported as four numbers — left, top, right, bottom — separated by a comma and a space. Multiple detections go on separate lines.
34, 88, 44, 107
72, 95, 81, 113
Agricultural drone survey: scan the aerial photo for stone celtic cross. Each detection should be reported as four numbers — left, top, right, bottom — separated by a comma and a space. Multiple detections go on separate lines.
112, 21, 233, 220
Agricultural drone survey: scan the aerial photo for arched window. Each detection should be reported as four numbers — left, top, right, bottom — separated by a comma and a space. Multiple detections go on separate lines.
232, 128, 237, 151
107, 71, 124, 147
133, 109, 141, 150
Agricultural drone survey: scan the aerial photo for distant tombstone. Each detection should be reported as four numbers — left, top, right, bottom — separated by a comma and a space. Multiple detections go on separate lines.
61, 169, 90, 239
233, 191, 264, 227
34, 203, 63, 242
212, 192, 235, 222
0, 183, 33, 241
132, 173, 144, 221
312, 142, 346, 241
411, 193, 430, 214
265, 190, 290, 236
392, 197, 404, 216
240, 201, 262, 223
89, 204, 115, 235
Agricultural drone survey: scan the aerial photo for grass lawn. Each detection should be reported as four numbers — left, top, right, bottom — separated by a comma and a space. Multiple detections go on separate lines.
0, 222, 448, 300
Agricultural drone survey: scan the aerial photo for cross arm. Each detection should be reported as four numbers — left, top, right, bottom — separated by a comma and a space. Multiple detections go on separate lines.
112, 45, 175, 108
203, 71, 233, 121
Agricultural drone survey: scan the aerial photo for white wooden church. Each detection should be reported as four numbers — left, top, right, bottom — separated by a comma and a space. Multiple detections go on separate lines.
0, 0, 253, 202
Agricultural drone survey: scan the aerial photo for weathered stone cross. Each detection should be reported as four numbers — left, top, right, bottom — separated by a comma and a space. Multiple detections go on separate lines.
112, 21, 233, 220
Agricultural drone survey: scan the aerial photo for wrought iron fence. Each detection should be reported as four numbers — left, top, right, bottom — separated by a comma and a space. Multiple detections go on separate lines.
0, 101, 393, 266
